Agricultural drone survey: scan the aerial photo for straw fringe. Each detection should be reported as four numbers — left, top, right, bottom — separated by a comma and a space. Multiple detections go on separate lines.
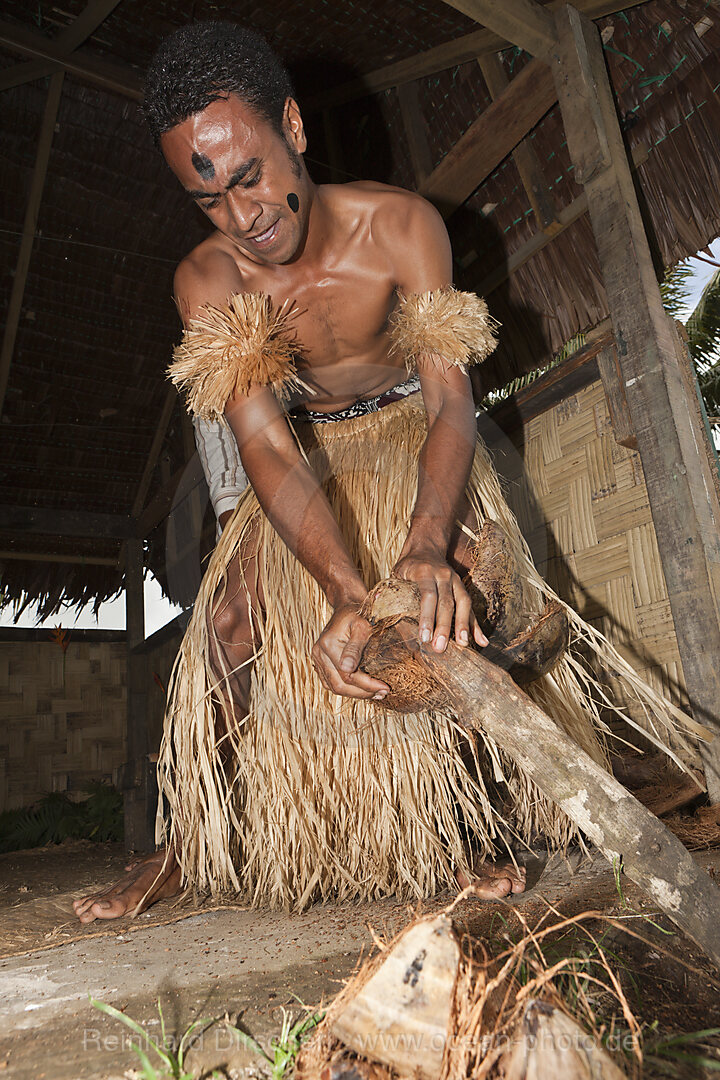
167, 292, 304, 420
157, 396, 701, 910
389, 287, 500, 373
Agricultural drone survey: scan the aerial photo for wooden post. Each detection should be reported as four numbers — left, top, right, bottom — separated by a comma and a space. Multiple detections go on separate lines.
550, 4, 720, 800
123, 537, 154, 852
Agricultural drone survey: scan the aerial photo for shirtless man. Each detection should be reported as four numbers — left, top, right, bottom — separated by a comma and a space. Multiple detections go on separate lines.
74, 21, 525, 923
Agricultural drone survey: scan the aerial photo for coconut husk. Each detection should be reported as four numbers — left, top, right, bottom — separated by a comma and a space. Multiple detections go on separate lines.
296, 903, 637, 1080
665, 804, 720, 850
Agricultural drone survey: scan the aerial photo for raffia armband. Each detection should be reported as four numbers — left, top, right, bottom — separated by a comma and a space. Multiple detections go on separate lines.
167, 292, 304, 420
389, 285, 500, 373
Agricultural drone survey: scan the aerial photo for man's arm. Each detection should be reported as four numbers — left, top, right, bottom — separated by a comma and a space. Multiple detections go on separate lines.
175, 252, 388, 700
388, 195, 487, 651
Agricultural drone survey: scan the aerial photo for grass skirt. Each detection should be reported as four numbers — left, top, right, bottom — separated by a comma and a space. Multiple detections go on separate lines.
157, 395, 701, 910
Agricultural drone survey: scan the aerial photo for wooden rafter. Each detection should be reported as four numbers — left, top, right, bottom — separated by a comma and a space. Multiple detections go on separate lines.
442, 0, 556, 60
0, 551, 118, 565
0, 20, 142, 100
478, 52, 559, 230
419, 58, 556, 218
397, 81, 433, 186
0, 71, 64, 420
308, 0, 648, 109
0, 0, 126, 92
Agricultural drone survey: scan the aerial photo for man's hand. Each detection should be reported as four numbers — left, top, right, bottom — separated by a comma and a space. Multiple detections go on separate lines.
311, 604, 390, 700
393, 546, 488, 653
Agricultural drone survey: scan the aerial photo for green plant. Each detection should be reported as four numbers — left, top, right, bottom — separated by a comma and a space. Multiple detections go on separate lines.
0, 781, 123, 853
90, 997, 219, 1080
227, 1006, 324, 1079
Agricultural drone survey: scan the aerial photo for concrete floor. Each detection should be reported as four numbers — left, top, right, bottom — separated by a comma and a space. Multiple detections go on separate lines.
1, 842, 716, 1079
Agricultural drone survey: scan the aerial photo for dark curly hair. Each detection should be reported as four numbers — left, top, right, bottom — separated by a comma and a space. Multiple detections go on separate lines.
144, 21, 294, 144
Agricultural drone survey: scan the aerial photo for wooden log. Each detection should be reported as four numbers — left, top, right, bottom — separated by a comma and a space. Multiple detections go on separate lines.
361, 600, 720, 971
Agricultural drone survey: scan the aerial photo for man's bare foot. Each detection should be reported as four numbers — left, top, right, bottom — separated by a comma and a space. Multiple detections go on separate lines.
73, 849, 182, 924
455, 859, 527, 899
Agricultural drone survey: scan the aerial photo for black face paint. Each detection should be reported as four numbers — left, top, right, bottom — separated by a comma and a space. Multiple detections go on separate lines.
192, 152, 215, 180
287, 192, 300, 213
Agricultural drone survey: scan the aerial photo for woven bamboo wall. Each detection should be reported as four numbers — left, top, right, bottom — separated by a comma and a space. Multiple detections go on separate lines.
495, 376, 690, 725
0, 640, 126, 812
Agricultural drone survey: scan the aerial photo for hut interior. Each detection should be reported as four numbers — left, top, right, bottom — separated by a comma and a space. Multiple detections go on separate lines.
2, 1, 720, 1076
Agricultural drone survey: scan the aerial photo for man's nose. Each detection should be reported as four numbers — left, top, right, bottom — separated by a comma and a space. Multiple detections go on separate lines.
226, 189, 262, 232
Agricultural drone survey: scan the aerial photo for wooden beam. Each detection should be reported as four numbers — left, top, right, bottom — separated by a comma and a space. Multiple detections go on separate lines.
309, 0, 648, 109
131, 389, 178, 520
0, 0, 125, 92
419, 58, 556, 218
475, 141, 648, 294
0, 504, 134, 538
0, 21, 142, 101
397, 81, 433, 186
552, 3, 720, 799
0, 71, 64, 419
478, 52, 559, 230
441, 0, 556, 60
0, 550, 118, 565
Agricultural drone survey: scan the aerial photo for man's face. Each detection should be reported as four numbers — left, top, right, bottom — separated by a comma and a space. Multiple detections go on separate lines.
160, 94, 308, 265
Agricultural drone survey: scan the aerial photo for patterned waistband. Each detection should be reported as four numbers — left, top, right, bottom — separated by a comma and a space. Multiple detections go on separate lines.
292, 374, 421, 424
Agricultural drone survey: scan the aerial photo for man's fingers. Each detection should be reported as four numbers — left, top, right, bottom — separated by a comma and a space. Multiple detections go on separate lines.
453, 580, 473, 646
339, 618, 372, 673
472, 613, 489, 647
417, 578, 438, 645
432, 577, 455, 652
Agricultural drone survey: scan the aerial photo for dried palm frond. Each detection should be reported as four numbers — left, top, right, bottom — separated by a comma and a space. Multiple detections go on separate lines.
390, 287, 500, 373
168, 292, 304, 419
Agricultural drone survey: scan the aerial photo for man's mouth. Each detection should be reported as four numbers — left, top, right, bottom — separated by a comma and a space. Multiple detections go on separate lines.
247, 220, 279, 247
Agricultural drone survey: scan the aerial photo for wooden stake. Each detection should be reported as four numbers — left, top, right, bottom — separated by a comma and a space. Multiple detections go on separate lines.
362, 617, 720, 971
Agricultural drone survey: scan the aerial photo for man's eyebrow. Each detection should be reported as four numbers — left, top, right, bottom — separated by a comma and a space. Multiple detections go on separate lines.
186, 158, 260, 199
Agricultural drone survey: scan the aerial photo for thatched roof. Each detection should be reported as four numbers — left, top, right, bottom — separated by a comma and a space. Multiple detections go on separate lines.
1, 0, 719, 615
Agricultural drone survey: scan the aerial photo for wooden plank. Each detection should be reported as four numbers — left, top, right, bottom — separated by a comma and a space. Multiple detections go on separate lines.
309, 0, 649, 109
0, 504, 134, 539
441, 0, 556, 59
419, 58, 556, 218
478, 52, 559, 230
552, 3, 720, 801
0, 21, 142, 101
397, 81, 433, 186
597, 344, 637, 449
0, 72, 64, 419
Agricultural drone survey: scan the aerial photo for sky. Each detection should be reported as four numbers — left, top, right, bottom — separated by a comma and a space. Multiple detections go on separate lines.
3, 239, 720, 639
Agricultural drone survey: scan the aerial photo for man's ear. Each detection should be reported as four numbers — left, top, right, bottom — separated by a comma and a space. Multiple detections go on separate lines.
284, 97, 307, 154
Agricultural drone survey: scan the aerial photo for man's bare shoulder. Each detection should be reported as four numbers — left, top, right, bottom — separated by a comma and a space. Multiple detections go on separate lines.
324, 181, 450, 289
327, 181, 440, 232
173, 233, 246, 324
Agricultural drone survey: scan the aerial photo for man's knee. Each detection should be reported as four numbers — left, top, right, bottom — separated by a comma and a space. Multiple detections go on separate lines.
211, 588, 253, 648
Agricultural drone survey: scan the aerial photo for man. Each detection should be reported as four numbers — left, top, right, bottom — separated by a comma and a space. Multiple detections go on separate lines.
74, 21, 685, 923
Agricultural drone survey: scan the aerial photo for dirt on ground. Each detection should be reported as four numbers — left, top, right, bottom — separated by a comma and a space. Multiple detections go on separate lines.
1, 840, 719, 1079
